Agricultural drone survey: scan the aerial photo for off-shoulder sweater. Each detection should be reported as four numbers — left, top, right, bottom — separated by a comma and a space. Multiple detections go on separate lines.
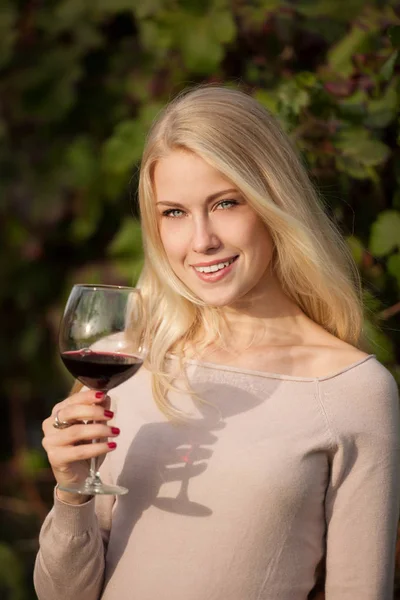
34, 354, 400, 599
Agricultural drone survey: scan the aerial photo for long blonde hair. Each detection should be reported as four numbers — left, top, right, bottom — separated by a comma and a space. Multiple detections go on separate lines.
134, 84, 367, 419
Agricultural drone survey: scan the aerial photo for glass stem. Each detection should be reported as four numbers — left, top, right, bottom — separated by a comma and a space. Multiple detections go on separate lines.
87, 389, 106, 486
89, 451, 101, 483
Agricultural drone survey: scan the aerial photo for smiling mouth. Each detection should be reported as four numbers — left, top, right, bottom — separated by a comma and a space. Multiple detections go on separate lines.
192, 256, 238, 274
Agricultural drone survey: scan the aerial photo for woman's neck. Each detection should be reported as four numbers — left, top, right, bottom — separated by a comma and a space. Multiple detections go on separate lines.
221, 273, 307, 346
188, 276, 316, 356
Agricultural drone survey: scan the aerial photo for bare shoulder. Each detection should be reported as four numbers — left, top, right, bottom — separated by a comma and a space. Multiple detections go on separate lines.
292, 316, 369, 376
314, 342, 370, 375
181, 321, 373, 378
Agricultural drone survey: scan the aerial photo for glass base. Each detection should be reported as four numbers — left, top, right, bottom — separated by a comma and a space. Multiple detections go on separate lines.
58, 481, 128, 496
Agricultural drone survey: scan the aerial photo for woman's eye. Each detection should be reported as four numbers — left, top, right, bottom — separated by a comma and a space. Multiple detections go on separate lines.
162, 209, 185, 218
216, 199, 238, 210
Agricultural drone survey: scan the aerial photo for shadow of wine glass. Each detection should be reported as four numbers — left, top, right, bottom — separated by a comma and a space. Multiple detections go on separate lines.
152, 457, 213, 516
105, 377, 280, 583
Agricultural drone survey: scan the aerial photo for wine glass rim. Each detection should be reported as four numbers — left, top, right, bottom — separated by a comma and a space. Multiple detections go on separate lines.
72, 283, 141, 292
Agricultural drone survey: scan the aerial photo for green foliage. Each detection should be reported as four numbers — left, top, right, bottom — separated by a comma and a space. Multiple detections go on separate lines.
370, 210, 400, 256
108, 218, 144, 282
0, 544, 26, 600
327, 22, 373, 76
19, 449, 49, 479
363, 319, 396, 363
1, 1, 400, 597
346, 235, 364, 266
388, 254, 400, 289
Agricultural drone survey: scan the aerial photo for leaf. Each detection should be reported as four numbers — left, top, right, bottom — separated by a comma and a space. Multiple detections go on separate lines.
140, 19, 174, 56
369, 210, 400, 256
102, 120, 145, 175
335, 156, 372, 180
210, 10, 236, 44
334, 127, 369, 142
335, 131, 390, 167
108, 218, 144, 283
108, 218, 143, 259
295, 71, 318, 89
295, 0, 365, 20
363, 319, 395, 363
327, 25, 372, 77
346, 235, 364, 266
253, 90, 278, 114
365, 82, 399, 129
355, 140, 390, 166
181, 23, 224, 73
278, 80, 310, 115
380, 51, 399, 82
387, 254, 400, 289
338, 89, 368, 119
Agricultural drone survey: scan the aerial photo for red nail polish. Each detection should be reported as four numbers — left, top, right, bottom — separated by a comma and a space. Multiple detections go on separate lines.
111, 427, 120, 435
95, 392, 104, 399
108, 442, 117, 449
104, 410, 114, 418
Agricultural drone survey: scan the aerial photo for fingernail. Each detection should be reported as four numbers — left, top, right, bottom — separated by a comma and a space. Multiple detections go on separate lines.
104, 410, 114, 418
111, 427, 120, 435
108, 442, 117, 449
95, 392, 104, 399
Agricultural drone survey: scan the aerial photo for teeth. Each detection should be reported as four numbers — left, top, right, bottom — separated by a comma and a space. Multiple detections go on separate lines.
194, 257, 236, 274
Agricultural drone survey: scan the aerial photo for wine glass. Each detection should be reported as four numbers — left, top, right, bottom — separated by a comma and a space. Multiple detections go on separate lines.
58, 284, 147, 496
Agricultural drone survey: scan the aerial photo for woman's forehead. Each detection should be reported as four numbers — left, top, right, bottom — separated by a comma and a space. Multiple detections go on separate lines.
153, 151, 232, 199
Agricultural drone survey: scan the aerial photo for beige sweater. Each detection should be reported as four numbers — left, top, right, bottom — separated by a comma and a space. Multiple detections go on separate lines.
34, 355, 400, 600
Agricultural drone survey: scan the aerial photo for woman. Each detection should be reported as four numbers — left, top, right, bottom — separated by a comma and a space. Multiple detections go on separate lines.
34, 86, 400, 600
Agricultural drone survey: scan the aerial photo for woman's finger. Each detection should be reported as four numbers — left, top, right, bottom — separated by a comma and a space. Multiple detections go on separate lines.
43, 404, 114, 435
43, 423, 120, 448
51, 390, 107, 417
43, 392, 111, 434
47, 440, 117, 469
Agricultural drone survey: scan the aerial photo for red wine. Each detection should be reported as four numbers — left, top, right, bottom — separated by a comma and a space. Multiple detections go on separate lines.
61, 349, 143, 391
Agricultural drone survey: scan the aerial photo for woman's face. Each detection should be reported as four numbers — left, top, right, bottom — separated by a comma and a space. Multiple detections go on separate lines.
154, 150, 274, 308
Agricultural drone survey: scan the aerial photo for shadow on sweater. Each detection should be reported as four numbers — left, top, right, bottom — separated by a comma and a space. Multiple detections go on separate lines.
106, 379, 277, 581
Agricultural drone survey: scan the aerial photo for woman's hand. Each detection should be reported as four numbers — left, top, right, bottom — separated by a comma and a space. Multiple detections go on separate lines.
42, 390, 119, 504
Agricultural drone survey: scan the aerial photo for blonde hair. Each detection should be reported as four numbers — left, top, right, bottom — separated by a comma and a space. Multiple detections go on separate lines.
71, 87, 367, 408
134, 84, 367, 419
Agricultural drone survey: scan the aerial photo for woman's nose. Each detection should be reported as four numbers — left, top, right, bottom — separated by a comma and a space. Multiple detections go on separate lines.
191, 217, 221, 254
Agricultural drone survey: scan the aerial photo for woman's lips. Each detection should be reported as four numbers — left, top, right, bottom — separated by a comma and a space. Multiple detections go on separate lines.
192, 256, 239, 283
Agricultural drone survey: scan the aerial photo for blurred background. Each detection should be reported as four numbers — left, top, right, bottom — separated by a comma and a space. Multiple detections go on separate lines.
1, 0, 400, 598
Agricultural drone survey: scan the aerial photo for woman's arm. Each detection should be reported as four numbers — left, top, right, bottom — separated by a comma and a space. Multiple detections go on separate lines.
34, 460, 114, 600
319, 360, 400, 599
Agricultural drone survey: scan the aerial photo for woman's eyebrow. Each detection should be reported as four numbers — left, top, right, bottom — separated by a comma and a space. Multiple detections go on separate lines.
156, 188, 238, 208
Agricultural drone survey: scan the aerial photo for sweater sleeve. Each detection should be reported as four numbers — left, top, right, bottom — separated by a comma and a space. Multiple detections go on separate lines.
318, 359, 400, 600
33, 457, 115, 600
